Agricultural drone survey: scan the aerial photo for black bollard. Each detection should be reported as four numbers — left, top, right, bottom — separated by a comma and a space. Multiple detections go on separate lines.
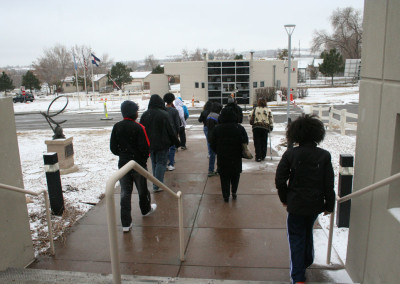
336, 154, 353, 227
43, 152, 64, 215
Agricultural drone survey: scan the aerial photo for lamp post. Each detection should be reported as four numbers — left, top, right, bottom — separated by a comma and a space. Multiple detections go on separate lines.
284, 24, 295, 125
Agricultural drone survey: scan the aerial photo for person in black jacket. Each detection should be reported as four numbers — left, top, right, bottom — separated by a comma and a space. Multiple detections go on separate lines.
110, 101, 157, 233
206, 102, 222, 177
275, 114, 335, 284
140, 95, 180, 192
224, 96, 243, 123
198, 100, 213, 158
163, 93, 180, 171
209, 107, 248, 202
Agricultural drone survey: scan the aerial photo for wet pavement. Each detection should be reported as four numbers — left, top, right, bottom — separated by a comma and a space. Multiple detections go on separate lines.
29, 125, 352, 283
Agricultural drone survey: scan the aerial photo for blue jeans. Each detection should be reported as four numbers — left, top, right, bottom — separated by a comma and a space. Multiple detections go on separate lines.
119, 168, 151, 227
168, 145, 176, 166
150, 149, 168, 190
287, 213, 318, 283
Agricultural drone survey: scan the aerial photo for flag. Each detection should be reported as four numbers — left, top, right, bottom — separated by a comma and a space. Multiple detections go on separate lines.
91, 53, 101, 66
73, 54, 78, 71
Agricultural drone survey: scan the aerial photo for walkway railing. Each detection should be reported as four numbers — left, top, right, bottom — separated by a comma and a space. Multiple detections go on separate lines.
0, 183, 55, 255
105, 160, 184, 284
326, 172, 400, 264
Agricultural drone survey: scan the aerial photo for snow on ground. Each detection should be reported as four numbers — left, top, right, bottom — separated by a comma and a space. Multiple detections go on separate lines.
15, 85, 358, 262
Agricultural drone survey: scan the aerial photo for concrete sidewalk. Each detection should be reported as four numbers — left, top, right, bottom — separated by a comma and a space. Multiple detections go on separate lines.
29, 125, 352, 283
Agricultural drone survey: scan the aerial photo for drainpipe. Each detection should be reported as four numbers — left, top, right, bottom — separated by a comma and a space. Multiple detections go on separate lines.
273, 65, 276, 88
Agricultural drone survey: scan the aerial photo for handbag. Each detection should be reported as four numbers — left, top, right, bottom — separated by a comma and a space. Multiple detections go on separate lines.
249, 110, 255, 125
242, 143, 253, 159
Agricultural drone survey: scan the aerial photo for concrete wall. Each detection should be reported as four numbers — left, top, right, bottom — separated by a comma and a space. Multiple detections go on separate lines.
346, 1, 400, 283
250, 60, 297, 104
0, 97, 34, 270
165, 61, 208, 102
146, 74, 169, 96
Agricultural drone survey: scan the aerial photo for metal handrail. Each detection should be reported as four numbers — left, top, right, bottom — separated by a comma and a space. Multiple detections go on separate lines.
326, 172, 400, 264
0, 183, 55, 255
105, 160, 184, 284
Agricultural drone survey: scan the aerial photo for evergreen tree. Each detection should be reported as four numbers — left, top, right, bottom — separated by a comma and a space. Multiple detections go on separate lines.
109, 62, 132, 89
234, 54, 243, 60
152, 65, 164, 74
22, 71, 41, 93
319, 48, 344, 86
0, 71, 15, 92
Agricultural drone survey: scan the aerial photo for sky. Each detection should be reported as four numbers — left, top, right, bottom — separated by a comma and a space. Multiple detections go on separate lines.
0, 0, 364, 67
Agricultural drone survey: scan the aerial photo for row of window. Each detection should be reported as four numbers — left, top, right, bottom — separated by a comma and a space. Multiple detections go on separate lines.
195, 82, 205, 88
197, 81, 265, 88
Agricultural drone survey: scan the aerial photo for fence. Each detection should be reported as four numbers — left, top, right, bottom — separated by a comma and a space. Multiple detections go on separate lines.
304, 105, 358, 135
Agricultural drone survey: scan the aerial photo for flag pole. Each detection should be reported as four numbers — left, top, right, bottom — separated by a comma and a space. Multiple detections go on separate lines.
91, 52, 95, 102
73, 54, 81, 109
82, 52, 88, 106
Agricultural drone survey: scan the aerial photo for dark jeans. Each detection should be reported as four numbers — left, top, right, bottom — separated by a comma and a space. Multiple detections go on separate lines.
150, 149, 168, 190
179, 126, 186, 147
287, 212, 318, 283
168, 145, 176, 166
253, 128, 268, 160
219, 172, 240, 200
119, 168, 151, 227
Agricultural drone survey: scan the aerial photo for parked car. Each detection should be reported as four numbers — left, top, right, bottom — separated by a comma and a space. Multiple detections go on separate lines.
13, 93, 35, 103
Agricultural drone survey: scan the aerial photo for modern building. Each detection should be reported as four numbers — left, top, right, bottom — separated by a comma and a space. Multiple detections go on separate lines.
345, 1, 400, 283
164, 53, 297, 105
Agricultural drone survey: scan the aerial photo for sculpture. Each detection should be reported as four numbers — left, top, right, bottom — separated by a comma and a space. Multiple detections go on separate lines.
41, 95, 69, 140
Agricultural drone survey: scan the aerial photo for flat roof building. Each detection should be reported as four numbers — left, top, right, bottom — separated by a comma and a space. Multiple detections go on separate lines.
164, 54, 297, 105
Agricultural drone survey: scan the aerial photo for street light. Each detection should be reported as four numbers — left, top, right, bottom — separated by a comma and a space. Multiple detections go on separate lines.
284, 24, 295, 126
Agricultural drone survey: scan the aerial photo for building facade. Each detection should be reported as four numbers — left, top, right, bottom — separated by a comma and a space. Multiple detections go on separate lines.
164, 55, 297, 105
346, 1, 400, 283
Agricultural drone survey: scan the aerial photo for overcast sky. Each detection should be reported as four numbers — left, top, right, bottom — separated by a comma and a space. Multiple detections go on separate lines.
0, 0, 364, 67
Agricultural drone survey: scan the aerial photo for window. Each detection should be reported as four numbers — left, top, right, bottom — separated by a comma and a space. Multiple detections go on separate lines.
195, 82, 199, 88
144, 82, 150, 90
253, 82, 258, 88
260, 81, 265, 88
201, 82, 205, 88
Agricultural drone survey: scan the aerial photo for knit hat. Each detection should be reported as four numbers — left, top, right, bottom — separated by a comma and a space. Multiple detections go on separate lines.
121, 100, 139, 119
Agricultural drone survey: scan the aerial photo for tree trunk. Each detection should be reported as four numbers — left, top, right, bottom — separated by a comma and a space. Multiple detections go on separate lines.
331, 75, 334, 86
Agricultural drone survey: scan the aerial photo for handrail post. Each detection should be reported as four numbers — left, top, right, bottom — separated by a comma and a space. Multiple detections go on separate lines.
326, 210, 335, 264
43, 192, 55, 255
177, 191, 185, 261
106, 177, 122, 284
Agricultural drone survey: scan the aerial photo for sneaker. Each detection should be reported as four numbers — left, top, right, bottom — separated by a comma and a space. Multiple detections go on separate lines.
208, 171, 218, 177
122, 223, 132, 233
144, 204, 157, 216
167, 165, 175, 171
153, 188, 164, 193
181, 146, 187, 150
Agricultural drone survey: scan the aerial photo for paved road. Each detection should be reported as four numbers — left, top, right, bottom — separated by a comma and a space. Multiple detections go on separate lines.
14, 103, 358, 131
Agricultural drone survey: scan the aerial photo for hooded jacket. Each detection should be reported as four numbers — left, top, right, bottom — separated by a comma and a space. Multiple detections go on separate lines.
208, 107, 249, 175
110, 101, 149, 168
174, 98, 186, 127
140, 94, 179, 151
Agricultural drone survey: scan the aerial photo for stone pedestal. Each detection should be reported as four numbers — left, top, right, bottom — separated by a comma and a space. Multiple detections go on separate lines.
45, 137, 78, 174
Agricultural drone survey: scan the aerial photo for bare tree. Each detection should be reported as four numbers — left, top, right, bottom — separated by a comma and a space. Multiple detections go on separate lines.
311, 7, 362, 59
126, 60, 138, 71
143, 55, 159, 71
33, 44, 73, 88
